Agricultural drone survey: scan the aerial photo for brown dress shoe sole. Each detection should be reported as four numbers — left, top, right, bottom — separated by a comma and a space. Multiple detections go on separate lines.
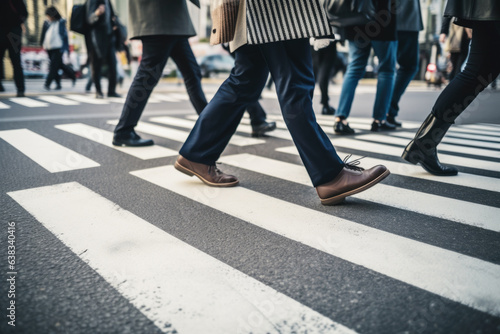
174, 161, 239, 187
320, 169, 390, 205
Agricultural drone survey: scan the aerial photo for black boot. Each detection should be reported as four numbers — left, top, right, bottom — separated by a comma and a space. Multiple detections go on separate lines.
401, 113, 458, 176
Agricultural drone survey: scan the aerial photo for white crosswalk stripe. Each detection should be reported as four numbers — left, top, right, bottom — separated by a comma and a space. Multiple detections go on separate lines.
0, 101, 11, 109
108, 119, 266, 147
131, 165, 500, 317
65, 94, 110, 104
276, 146, 500, 193
445, 130, 500, 142
9, 97, 49, 107
3, 115, 500, 332
460, 123, 500, 132
388, 131, 500, 150
38, 95, 80, 106
8, 182, 356, 334
152, 93, 183, 102
218, 153, 500, 232
328, 137, 500, 172
55, 123, 177, 160
152, 116, 294, 140
356, 133, 500, 159
0, 128, 100, 172
448, 126, 500, 138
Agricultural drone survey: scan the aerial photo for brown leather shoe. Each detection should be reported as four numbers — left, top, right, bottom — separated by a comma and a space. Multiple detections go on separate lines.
316, 164, 390, 205
174, 155, 239, 187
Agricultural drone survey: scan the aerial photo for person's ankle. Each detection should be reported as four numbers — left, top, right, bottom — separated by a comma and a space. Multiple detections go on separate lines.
335, 116, 347, 124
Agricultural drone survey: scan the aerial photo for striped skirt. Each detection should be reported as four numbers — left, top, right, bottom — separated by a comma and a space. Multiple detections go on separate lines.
246, 0, 334, 44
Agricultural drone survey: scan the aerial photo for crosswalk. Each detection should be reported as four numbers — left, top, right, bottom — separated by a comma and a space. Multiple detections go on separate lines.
0, 93, 193, 109
2, 113, 500, 333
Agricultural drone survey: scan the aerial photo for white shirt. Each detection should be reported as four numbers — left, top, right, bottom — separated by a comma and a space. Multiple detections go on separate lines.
43, 20, 63, 51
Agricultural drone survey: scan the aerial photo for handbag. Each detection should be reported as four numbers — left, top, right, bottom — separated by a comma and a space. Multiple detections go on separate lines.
70, 2, 88, 34
325, 0, 377, 27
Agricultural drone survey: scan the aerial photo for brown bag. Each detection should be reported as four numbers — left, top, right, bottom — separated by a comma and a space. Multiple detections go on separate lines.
210, 0, 241, 45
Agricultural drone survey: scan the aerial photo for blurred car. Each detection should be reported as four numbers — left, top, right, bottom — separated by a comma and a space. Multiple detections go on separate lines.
197, 54, 235, 78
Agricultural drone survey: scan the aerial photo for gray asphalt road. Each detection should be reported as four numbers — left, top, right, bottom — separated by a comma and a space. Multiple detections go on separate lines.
1, 84, 500, 334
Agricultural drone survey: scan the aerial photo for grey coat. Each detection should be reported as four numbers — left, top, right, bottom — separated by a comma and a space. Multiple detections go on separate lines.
128, 0, 200, 39
397, 0, 423, 32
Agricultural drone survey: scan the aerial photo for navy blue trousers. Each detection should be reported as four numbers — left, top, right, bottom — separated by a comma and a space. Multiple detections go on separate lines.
180, 39, 344, 187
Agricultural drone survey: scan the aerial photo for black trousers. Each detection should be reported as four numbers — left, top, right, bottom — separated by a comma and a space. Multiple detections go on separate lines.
433, 22, 500, 122
115, 36, 206, 134
89, 42, 117, 95
45, 49, 76, 88
0, 25, 25, 93
312, 42, 337, 106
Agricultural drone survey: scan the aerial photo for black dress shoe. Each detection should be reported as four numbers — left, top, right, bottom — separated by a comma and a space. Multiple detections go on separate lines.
386, 115, 402, 127
113, 131, 154, 147
54, 85, 62, 90
96, 92, 104, 99
16, 91, 25, 97
333, 121, 355, 135
371, 121, 396, 132
108, 92, 122, 98
251, 121, 277, 137
321, 105, 336, 115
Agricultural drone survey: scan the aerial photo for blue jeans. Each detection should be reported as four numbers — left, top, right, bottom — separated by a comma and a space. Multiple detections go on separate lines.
180, 39, 344, 187
335, 39, 397, 121
389, 31, 420, 118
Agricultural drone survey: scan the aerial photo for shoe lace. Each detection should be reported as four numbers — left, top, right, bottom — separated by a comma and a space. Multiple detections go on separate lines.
212, 162, 224, 175
343, 154, 365, 171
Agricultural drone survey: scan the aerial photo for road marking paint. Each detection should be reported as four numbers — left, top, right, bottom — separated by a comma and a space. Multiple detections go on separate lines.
38, 95, 80, 105
9, 97, 49, 108
65, 94, 110, 104
8, 182, 355, 334
169, 93, 190, 100
358, 134, 500, 159
448, 126, 500, 137
276, 146, 500, 193
219, 153, 500, 232
0, 101, 11, 109
459, 124, 500, 132
152, 94, 182, 102
132, 165, 500, 317
129, 118, 265, 146
387, 131, 500, 150
0, 129, 99, 172
55, 123, 177, 160
328, 137, 500, 172
152, 116, 293, 141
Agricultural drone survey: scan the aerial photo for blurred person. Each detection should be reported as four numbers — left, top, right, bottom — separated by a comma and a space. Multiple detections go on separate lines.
41, 7, 76, 90
86, 0, 120, 98
113, 0, 210, 147
333, 0, 398, 134
402, 0, 500, 176
0, 0, 27, 97
175, 0, 390, 205
440, 16, 472, 82
311, 39, 339, 115
386, 0, 424, 127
